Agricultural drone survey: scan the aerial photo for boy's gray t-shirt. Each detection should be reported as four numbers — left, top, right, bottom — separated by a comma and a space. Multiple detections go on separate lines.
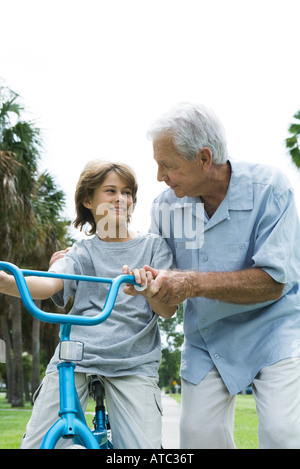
46, 233, 174, 377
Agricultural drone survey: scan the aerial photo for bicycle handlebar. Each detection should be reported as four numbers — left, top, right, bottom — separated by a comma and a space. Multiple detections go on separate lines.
0, 261, 138, 326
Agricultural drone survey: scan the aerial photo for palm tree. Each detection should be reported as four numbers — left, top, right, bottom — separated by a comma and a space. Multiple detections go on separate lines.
0, 85, 72, 404
0, 88, 40, 262
27, 171, 70, 267
286, 110, 300, 169
25, 171, 72, 395
0, 88, 40, 406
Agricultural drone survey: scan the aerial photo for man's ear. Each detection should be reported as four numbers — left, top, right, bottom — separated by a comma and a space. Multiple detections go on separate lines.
198, 147, 213, 169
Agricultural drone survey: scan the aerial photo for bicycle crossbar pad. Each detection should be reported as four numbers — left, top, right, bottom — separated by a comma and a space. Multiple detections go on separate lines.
0, 261, 137, 326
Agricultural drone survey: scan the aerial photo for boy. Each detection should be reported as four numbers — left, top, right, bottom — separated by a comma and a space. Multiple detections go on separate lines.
0, 160, 176, 448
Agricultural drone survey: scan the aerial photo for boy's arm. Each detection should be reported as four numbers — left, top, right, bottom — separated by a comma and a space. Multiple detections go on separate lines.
122, 265, 177, 319
0, 271, 63, 300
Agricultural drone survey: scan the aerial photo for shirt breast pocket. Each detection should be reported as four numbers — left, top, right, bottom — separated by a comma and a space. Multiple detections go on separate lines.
209, 240, 251, 271
175, 240, 251, 271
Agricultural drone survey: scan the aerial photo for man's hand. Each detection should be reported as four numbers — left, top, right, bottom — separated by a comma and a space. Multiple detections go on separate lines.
143, 265, 192, 306
122, 265, 177, 318
49, 248, 71, 269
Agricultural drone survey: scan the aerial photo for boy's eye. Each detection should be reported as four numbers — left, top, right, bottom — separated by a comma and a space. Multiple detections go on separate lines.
105, 189, 132, 196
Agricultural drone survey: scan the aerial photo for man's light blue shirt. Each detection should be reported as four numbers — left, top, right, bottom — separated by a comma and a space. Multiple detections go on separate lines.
151, 160, 300, 394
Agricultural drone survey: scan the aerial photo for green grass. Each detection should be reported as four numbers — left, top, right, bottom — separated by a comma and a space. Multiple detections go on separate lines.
233, 394, 259, 449
0, 392, 259, 449
0, 393, 95, 449
0, 394, 32, 449
170, 393, 259, 449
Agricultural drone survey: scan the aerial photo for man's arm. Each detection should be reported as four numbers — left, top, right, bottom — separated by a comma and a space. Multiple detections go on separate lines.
144, 266, 284, 306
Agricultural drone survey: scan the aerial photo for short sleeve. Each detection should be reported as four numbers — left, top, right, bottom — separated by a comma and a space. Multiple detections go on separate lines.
252, 189, 300, 284
51, 253, 79, 307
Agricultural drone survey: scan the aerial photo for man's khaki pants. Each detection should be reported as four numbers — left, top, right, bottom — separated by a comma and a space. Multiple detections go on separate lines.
180, 358, 300, 449
21, 372, 162, 449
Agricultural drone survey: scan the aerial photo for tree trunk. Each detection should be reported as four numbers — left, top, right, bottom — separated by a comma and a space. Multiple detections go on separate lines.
11, 297, 24, 407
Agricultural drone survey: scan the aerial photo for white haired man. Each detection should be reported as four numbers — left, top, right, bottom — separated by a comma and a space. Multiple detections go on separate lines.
143, 102, 300, 449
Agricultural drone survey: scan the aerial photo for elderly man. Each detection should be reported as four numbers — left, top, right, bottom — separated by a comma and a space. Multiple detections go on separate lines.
144, 103, 300, 449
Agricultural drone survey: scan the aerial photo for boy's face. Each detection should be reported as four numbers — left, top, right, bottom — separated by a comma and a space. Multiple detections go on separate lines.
83, 171, 134, 233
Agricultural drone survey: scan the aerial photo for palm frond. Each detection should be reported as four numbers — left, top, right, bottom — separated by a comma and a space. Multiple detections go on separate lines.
286, 109, 300, 169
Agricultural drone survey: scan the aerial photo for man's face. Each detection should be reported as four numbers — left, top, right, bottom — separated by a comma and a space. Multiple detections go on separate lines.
153, 135, 205, 198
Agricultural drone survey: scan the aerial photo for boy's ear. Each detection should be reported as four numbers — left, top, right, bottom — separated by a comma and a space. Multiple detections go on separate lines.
82, 199, 92, 209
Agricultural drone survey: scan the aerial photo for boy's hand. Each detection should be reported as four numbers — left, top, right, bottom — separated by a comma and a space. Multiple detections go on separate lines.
122, 265, 153, 296
122, 264, 177, 318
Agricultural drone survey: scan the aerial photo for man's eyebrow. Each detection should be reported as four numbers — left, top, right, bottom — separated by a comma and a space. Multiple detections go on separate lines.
154, 158, 167, 165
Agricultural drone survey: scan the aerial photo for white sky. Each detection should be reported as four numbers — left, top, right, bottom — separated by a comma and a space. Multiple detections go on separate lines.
1, 0, 300, 238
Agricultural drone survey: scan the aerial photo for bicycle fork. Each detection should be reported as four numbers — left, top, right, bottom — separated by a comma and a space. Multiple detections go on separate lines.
40, 362, 99, 449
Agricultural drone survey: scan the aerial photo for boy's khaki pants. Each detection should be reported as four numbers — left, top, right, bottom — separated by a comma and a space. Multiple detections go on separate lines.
21, 372, 162, 449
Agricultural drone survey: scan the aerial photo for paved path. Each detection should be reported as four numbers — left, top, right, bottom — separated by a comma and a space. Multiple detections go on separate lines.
161, 393, 181, 449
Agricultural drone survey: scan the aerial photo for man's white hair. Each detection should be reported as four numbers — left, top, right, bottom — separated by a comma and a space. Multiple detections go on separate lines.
147, 102, 228, 164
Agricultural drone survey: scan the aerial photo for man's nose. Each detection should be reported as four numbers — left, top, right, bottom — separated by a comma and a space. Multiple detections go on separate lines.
157, 166, 168, 182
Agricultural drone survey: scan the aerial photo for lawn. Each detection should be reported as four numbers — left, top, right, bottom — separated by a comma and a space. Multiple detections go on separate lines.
233, 394, 259, 449
0, 394, 32, 449
0, 393, 95, 449
0, 392, 258, 449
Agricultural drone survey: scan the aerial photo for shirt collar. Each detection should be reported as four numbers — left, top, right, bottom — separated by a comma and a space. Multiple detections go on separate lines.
171, 159, 254, 226
227, 159, 253, 210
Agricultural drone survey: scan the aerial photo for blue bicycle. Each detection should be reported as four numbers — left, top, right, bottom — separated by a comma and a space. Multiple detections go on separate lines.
0, 261, 140, 449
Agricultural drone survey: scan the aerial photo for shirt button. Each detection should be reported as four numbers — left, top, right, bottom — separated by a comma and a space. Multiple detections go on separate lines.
214, 354, 220, 359
201, 255, 208, 262
203, 328, 208, 334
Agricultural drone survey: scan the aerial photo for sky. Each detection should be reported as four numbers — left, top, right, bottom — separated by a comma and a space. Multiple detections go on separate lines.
1, 0, 300, 238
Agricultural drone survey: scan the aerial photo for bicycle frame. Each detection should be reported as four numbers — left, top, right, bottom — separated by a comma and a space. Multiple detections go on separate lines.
0, 261, 138, 449
89, 375, 113, 449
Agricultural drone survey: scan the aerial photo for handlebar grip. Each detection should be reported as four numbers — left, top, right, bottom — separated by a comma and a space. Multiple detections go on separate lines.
134, 278, 153, 291
0, 261, 137, 326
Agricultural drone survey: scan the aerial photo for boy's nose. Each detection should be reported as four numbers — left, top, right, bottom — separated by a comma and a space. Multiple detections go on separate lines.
115, 192, 126, 203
